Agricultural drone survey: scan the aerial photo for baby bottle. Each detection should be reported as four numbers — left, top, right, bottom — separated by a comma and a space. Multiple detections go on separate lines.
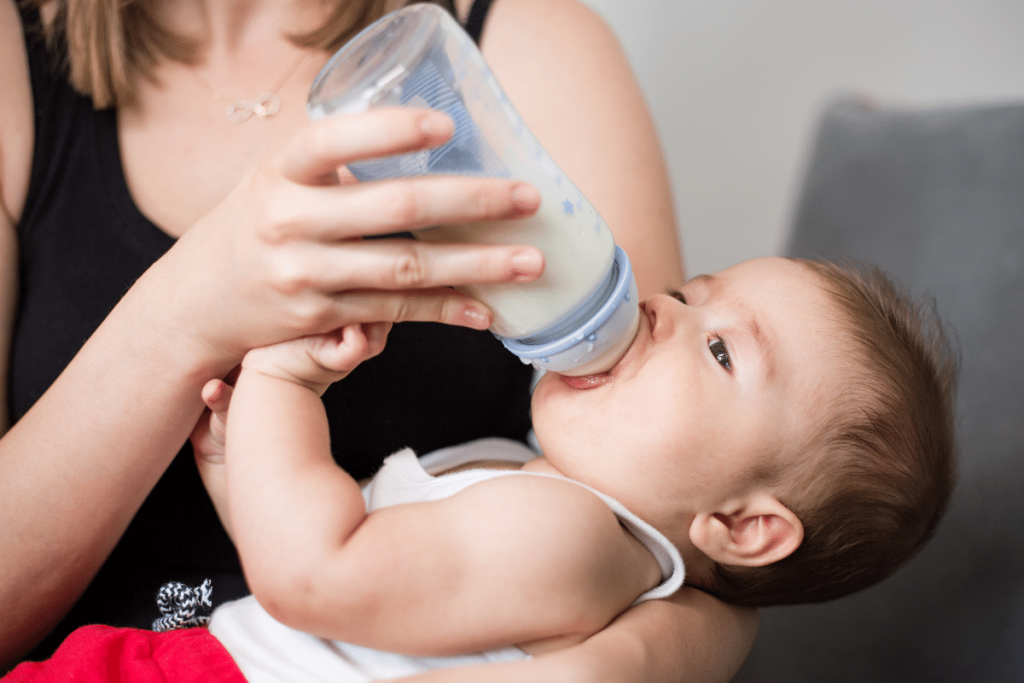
307, 4, 639, 376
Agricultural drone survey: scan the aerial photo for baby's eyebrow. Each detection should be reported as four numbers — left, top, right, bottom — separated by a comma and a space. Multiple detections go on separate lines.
743, 316, 777, 384
703, 273, 777, 383
688, 273, 777, 382
679, 273, 716, 301
687, 273, 715, 288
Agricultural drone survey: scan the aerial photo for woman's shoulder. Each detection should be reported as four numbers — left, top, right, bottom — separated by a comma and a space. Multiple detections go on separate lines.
459, 0, 637, 174
467, 0, 619, 68
468, 0, 684, 297
0, 0, 36, 225
455, 0, 609, 29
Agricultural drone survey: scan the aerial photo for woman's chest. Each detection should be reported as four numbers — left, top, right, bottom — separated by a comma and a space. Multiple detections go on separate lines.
117, 77, 313, 237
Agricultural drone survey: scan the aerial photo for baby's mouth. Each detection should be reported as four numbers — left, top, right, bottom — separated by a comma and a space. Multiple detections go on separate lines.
555, 301, 650, 390
557, 372, 613, 390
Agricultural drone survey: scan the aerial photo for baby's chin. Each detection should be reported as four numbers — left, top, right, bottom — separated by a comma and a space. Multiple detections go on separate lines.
529, 373, 604, 449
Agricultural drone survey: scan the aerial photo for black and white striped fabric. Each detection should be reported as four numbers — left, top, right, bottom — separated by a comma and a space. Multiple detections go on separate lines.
152, 579, 214, 632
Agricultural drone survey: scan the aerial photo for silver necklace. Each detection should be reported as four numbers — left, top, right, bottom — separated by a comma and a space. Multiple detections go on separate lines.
192, 53, 308, 123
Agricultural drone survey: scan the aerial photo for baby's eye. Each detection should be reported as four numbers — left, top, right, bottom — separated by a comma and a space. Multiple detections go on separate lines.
668, 289, 687, 304
709, 339, 731, 371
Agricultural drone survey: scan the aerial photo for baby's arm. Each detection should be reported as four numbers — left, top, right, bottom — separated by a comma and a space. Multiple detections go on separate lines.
222, 332, 659, 655
192, 323, 389, 540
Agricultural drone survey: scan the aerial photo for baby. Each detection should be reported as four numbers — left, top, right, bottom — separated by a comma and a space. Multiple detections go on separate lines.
185, 256, 958, 681
5, 256, 957, 682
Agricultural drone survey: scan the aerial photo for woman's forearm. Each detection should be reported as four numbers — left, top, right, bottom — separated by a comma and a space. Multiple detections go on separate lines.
0, 266, 233, 667
0, 107, 542, 664
395, 589, 758, 683
577, 589, 758, 683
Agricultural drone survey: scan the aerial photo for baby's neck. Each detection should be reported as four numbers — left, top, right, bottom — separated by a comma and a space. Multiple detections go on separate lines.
518, 456, 562, 477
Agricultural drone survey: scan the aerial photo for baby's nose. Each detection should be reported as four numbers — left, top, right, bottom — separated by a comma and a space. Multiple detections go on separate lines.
646, 293, 684, 314
642, 294, 684, 339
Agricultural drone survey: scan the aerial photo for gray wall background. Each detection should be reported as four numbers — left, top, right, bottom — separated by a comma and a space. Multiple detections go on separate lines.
579, 0, 1024, 276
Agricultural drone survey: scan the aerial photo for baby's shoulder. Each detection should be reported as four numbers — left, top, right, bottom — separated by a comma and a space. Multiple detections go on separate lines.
449, 471, 635, 567
444, 473, 661, 626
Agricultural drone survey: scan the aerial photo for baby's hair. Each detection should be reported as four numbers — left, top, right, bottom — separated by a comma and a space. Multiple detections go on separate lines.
705, 259, 959, 606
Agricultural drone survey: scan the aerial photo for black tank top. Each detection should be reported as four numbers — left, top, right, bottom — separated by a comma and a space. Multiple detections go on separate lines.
15, 0, 525, 659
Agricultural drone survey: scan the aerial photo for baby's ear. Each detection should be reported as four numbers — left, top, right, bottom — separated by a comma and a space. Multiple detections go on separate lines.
689, 494, 803, 567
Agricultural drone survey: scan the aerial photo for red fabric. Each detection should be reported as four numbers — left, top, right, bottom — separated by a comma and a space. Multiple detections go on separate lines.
4, 626, 247, 683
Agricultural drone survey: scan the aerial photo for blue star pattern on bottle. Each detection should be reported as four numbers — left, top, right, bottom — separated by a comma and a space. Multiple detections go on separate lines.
562, 199, 575, 216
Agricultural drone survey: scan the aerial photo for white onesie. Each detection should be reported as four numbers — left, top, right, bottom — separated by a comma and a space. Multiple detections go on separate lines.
209, 438, 684, 682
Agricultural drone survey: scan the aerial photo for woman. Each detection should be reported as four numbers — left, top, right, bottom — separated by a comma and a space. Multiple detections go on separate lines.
0, 0, 756, 678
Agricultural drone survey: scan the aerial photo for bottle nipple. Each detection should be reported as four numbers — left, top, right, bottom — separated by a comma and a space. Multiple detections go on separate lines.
554, 304, 640, 376
499, 246, 639, 375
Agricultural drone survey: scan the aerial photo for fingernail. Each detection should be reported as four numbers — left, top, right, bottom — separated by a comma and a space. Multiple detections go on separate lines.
512, 184, 541, 211
421, 112, 454, 138
462, 305, 492, 329
511, 249, 544, 280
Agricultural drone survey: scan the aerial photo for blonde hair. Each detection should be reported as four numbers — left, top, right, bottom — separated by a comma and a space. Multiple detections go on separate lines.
27, 0, 455, 109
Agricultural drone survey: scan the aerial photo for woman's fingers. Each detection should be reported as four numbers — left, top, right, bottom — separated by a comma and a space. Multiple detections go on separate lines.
277, 239, 544, 293
256, 173, 540, 243
281, 177, 541, 239
321, 289, 496, 330
254, 240, 543, 326
277, 109, 455, 184
269, 108, 541, 238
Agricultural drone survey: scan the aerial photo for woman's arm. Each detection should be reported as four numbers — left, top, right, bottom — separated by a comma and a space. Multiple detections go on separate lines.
0, 0, 29, 439
468, 0, 686, 294
396, 590, 758, 683
0, 10, 543, 662
0, 110, 542, 668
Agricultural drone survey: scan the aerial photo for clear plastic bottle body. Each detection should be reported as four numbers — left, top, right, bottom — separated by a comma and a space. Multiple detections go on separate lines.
308, 5, 638, 374
416, 197, 614, 341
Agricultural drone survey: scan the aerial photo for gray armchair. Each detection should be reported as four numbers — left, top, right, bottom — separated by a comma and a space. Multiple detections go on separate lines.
734, 98, 1024, 682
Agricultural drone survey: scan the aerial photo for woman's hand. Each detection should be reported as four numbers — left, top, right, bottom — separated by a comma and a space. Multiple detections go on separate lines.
0, 105, 543, 666
142, 107, 544, 371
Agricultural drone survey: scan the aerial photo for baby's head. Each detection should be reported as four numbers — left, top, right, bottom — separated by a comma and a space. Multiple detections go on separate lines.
531, 256, 958, 607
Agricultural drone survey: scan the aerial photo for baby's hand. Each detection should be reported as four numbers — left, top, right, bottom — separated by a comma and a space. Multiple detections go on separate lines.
191, 377, 235, 466
241, 322, 391, 395
191, 377, 235, 536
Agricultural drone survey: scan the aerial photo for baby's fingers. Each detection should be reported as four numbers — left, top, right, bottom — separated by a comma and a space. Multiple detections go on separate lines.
362, 321, 391, 359
201, 379, 234, 414
308, 323, 390, 373
195, 379, 233, 461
